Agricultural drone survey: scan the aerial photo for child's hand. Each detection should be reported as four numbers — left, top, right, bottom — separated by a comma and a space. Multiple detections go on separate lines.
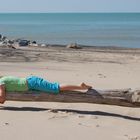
0, 85, 6, 104
0, 97, 5, 104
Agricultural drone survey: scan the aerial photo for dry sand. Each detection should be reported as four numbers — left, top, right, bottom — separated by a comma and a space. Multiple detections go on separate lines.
0, 46, 140, 140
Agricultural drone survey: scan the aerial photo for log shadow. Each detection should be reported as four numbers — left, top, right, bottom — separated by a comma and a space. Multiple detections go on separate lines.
0, 106, 140, 121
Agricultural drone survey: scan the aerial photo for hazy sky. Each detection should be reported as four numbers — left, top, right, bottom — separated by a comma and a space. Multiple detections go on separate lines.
0, 0, 140, 13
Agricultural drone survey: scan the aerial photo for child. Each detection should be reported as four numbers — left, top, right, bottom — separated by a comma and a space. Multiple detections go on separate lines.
0, 76, 92, 104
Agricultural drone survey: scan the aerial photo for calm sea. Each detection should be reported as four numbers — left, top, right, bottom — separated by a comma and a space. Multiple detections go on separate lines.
0, 13, 140, 48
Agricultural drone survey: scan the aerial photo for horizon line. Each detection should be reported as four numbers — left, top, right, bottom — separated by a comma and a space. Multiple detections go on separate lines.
0, 11, 140, 14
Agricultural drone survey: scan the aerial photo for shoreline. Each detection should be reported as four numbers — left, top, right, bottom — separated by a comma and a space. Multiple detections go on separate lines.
1, 33, 140, 49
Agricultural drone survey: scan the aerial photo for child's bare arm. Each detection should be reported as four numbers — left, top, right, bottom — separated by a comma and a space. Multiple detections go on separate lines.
0, 85, 6, 104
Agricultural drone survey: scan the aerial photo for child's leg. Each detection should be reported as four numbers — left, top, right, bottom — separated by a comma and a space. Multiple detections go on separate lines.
60, 83, 92, 91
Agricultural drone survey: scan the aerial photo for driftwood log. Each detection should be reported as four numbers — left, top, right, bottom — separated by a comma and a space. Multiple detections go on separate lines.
6, 88, 140, 107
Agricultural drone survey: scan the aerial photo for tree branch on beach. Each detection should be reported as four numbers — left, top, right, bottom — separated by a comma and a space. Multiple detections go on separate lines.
6, 88, 140, 107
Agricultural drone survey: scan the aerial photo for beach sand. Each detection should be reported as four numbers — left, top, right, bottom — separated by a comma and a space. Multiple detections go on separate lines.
0, 46, 140, 140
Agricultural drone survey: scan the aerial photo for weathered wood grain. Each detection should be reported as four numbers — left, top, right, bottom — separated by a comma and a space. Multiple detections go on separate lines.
6, 88, 140, 107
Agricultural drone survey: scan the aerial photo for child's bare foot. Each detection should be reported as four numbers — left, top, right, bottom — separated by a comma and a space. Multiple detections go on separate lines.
81, 83, 92, 90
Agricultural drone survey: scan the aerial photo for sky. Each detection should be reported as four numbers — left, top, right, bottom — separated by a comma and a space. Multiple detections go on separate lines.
0, 0, 140, 13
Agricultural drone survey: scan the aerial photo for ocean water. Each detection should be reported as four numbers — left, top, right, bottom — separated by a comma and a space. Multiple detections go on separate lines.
0, 13, 140, 48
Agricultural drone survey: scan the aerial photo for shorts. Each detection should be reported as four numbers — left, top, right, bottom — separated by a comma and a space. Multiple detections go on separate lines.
26, 76, 60, 94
